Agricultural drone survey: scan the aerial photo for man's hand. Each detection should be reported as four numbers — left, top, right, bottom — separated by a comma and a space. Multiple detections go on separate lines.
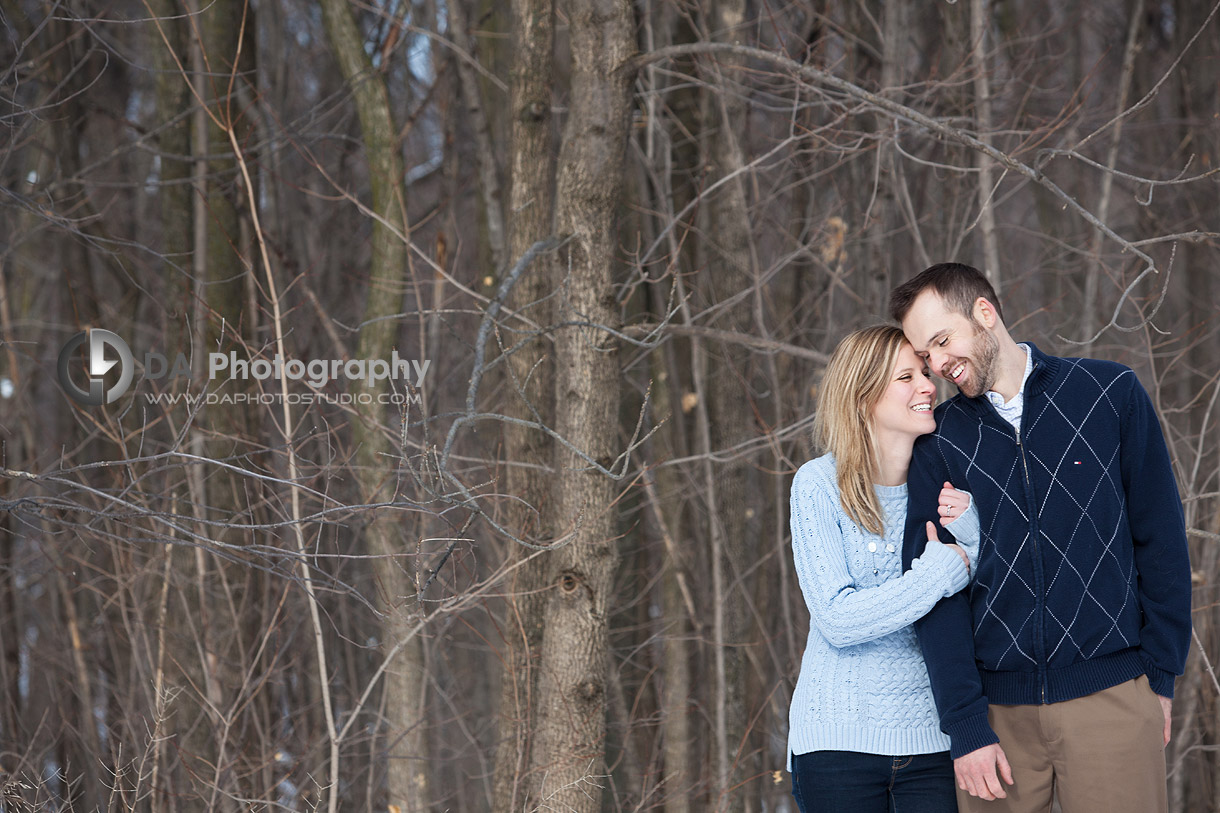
954, 743, 1014, 801
1160, 695, 1172, 746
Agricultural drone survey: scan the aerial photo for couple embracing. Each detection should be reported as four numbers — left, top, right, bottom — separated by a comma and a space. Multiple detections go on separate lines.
787, 263, 1192, 812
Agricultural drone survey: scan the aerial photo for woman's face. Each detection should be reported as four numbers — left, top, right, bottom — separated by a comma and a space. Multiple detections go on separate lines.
870, 343, 937, 440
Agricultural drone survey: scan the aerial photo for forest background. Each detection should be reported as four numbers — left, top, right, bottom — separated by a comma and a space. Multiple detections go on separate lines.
1, 0, 1218, 810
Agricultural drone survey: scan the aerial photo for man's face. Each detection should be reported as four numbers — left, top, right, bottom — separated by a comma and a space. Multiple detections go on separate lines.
901, 290, 1000, 398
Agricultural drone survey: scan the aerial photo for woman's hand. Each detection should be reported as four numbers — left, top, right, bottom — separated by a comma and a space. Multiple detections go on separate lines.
938, 481, 971, 526
927, 520, 969, 575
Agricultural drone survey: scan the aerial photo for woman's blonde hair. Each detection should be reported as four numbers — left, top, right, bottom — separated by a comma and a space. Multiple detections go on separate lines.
813, 324, 909, 536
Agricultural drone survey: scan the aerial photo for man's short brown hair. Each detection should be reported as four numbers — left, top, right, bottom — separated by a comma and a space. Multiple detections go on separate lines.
888, 262, 1004, 325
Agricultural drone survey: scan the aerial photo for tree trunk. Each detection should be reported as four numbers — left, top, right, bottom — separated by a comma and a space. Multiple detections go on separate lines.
524, 0, 634, 808
970, 0, 1002, 292
698, 1, 761, 806
1164, 3, 1220, 807
634, 13, 700, 798
491, 0, 557, 806
179, 0, 257, 806
448, 0, 507, 275
148, 0, 192, 335
318, 0, 429, 808
647, 350, 695, 813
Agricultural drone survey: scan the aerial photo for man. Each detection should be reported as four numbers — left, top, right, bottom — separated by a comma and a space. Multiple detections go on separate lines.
890, 263, 1192, 812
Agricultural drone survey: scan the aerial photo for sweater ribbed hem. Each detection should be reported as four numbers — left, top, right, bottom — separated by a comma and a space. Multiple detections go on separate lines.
1142, 662, 1177, 698
787, 723, 950, 771
981, 648, 1146, 705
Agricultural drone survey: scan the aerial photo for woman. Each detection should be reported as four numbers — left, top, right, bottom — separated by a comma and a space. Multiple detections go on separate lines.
788, 325, 978, 812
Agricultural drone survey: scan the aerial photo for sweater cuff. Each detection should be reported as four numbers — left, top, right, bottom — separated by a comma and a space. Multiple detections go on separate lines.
1143, 663, 1177, 698
921, 541, 970, 594
943, 494, 979, 543
945, 712, 1000, 759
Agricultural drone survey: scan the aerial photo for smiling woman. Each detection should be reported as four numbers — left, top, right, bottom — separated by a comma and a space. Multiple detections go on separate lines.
870, 344, 938, 480
812, 326, 943, 532
788, 324, 977, 813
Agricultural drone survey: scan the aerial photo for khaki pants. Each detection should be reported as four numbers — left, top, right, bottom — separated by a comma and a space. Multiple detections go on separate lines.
957, 676, 1167, 813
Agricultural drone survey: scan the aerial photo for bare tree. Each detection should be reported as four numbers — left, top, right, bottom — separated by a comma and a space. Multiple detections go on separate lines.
522, 0, 634, 809
490, 0, 559, 805
318, 0, 430, 808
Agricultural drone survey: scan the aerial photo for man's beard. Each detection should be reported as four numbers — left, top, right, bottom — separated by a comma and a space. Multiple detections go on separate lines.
958, 323, 1000, 398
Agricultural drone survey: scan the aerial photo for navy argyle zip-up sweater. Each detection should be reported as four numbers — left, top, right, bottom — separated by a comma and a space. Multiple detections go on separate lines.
901, 343, 1192, 758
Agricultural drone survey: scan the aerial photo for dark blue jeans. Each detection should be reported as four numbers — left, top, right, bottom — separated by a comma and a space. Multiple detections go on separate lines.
791, 750, 956, 813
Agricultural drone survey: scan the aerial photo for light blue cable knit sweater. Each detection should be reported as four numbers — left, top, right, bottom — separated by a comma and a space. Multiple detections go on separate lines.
786, 454, 978, 770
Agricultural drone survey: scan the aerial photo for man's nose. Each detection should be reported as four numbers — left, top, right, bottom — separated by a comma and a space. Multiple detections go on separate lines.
928, 352, 950, 378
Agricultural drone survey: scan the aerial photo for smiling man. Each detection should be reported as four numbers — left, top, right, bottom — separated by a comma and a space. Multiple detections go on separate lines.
888, 263, 1192, 813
